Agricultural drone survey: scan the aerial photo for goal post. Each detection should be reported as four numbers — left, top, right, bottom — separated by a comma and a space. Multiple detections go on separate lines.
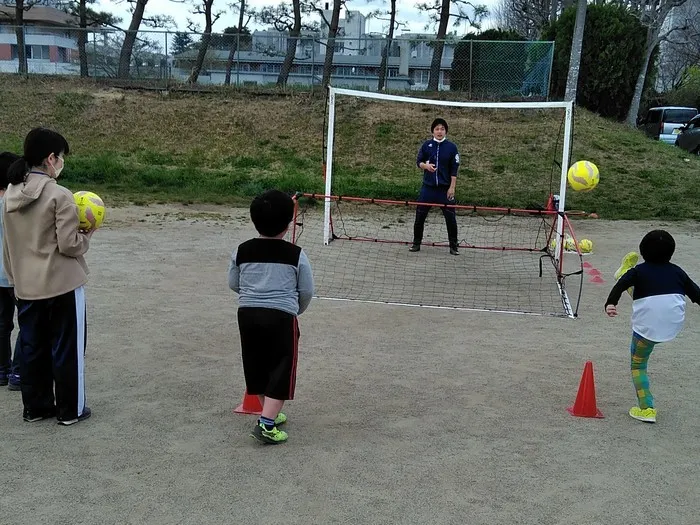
305, 86, 582, 317
324, 87, 574, 260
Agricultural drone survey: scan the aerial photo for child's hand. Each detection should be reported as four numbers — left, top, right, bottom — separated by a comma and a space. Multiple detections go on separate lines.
605, 304, 617, 317
80, 228, 96, 239
425, 162, 437, 173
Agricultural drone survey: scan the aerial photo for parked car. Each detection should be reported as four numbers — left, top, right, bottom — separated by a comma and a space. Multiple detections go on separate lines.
639, 106, 698, 144
675, 114, 700, 155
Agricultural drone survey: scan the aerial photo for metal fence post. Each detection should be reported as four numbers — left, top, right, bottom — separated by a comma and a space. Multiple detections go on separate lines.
546, 42, 555, 101
468, 39, 473, 100
236, 32, 240, 87
164, 30, 168, 83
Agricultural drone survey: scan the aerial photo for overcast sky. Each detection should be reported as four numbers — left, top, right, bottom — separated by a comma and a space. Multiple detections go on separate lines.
92, 0, 500, 35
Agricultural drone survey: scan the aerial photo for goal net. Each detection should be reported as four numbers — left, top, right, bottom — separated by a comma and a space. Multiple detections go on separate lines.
292, 87, 583, 317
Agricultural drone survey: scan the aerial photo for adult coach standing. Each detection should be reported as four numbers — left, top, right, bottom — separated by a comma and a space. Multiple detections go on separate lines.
409, 118, 461, 255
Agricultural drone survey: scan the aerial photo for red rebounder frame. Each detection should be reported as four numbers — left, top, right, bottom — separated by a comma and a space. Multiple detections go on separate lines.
290, 193, 584, 318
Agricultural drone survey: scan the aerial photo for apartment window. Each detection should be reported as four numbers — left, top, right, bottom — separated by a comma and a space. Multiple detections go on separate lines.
58, 47, 68, 63
12, 45, 50, 60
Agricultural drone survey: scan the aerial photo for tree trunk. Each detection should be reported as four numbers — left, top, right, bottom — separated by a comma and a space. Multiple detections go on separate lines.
118, 0, 148, 79
564, 0, 587, 102
15, 1, 27, 75
321, 0, 342, 88
626, 27, 658, 127
78, 0, 89, 77
224, 0, 246, 86
377, 0, 397, 91
277, 0, 302, 87
188, 1, 215, 84
549, 0, 558, 23
427, 0, 450, 92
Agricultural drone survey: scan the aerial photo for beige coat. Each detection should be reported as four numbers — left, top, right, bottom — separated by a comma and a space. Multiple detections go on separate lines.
2, 172, 89, 300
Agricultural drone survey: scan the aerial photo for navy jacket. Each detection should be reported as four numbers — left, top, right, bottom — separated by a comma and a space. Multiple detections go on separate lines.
605, 262, 700, 342
416, 138, 460, 188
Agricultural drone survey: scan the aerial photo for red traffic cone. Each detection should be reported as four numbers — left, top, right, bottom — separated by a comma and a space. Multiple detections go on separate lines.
583, 261, 593, 269
233, 390, 262, 415
567, 361, 604, 418
589, 275, 606, 284
587, 268, 601, 276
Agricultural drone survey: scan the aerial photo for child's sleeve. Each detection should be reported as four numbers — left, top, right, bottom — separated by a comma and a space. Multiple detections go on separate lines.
297, 249, 315, 315
55, 201, 90, 257
604, 267, 638, 307
227, 248, 240, 293
682, 270, 700, 304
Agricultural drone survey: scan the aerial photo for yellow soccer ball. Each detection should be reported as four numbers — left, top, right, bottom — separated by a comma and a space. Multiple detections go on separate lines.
74, 191, 105, 231
567, 160, 599, 192
564, 235, 576, 251
578, 238, 593, 253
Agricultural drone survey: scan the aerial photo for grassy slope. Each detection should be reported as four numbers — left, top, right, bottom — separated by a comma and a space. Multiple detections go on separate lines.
0, 75, 698, 219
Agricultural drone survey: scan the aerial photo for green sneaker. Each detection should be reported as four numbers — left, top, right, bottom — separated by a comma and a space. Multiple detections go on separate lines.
629, 406, 656, 423
251, 423, 288, 444
274, 412, 287, 426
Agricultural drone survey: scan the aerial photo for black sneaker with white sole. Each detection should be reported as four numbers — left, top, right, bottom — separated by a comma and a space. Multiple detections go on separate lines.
57, 407, 92, 426
23, 407, 56, 422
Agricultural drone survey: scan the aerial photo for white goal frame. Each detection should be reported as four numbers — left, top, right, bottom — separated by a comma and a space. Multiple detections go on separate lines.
323, 86, 575, 268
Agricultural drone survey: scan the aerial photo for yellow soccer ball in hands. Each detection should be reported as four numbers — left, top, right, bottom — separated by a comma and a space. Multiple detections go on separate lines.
74, 191, 105, 231
567, 160, 599, 192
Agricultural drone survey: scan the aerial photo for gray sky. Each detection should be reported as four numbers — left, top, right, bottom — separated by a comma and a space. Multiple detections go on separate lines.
93, 0, 500, 35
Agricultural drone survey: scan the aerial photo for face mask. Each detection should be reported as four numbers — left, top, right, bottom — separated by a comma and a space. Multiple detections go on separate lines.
52, 156, 64, 178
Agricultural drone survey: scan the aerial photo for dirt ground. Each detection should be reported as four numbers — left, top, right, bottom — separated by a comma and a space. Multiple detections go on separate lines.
1, 205, 698, 525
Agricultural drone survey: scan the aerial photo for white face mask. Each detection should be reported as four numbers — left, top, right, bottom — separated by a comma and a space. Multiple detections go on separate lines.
52, 156, 64, 178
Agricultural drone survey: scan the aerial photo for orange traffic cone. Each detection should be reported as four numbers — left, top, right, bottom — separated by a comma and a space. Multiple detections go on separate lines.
233, 390, 262, 415
567, 361, 604, 418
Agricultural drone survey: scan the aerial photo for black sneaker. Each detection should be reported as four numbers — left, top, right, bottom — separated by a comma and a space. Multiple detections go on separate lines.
409, 244, 420, 252
23, 407, 56, 422
0, 373, 7, 387
450, 247, 460, 256
8, 374, 20, 391
57, 407, 92, 426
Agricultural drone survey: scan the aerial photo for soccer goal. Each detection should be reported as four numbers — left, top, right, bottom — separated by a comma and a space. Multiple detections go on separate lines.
292, 87, 584, 318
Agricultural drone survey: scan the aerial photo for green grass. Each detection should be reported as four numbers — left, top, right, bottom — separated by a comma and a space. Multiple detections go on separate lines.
0, 75, 698, 219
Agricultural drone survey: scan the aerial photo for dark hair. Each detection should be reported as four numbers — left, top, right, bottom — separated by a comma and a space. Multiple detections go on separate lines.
639, 229, 675, 264
7, 128, 70, 185
431, 118, 448, 133
0, 152, 21, 190
250, 189, 294, 237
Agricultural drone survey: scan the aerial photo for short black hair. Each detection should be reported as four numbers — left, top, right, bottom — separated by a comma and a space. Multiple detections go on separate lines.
431, 118, 448, 133
0, 152, 21, 190
250, 189, 294, 237
639, 229, 675, 263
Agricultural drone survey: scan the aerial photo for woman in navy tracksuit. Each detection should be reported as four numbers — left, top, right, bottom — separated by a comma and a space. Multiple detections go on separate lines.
409, 118, 461, 255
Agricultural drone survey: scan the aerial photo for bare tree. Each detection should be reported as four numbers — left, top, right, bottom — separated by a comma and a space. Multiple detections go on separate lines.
256, 1, 306, 86
64, 1, 120, 77
368, 0, 407, 90
117, 0, 174, 78
564, 0, 587, 102
306, 0, 342, 89
1, 0, 41, 74
416, 0, 488, 91
186, 0, 223, 83
656, 2, 700, 91
223, 0, 253, 85
492, 0, 556, 38
621, 0, 692, 126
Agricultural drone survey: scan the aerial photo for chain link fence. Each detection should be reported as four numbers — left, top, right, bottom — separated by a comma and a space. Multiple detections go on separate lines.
0, 25, 554, 99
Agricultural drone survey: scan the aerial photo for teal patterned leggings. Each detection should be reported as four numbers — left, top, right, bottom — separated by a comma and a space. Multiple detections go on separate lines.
630, 332, 657, 409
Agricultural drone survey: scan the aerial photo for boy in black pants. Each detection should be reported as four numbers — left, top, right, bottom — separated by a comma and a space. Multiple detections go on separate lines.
0, 152, 21, 391
228, 190, 314, 444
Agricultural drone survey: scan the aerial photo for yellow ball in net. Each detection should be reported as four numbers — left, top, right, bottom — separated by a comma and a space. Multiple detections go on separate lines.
74, 191, 105, 231
578, 239, 593, 253
567, 161, 599, 192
